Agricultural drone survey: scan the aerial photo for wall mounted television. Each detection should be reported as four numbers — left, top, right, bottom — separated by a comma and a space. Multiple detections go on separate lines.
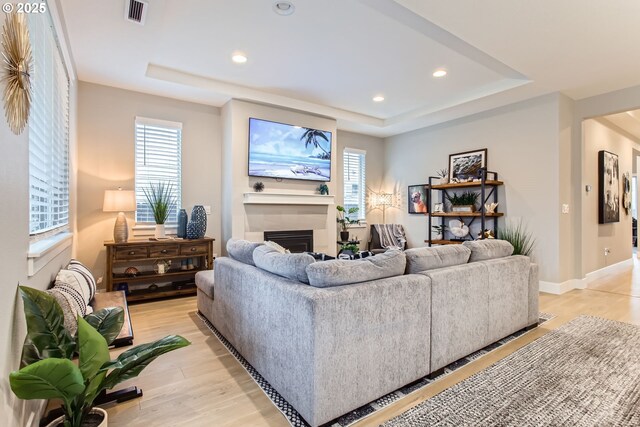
248, 117, 332, 182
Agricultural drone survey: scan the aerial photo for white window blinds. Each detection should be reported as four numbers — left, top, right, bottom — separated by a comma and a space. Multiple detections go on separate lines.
28, 12, 70, 235
135, 117, 182, 223
343, 148, 366, 220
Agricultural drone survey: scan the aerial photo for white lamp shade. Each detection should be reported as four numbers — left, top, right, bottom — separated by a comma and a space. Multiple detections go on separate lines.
103, 190, 136, 212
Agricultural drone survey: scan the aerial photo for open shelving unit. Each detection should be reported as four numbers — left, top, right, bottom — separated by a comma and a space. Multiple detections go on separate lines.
426, 169, 503, 246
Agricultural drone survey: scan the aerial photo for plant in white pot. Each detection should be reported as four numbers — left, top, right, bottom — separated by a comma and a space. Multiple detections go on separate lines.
9, 286, 190, 427
143, 182, 176, 238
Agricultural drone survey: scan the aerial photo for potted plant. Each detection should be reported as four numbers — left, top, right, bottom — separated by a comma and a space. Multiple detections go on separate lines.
10, 286, 190, 427
336, 205, 360, 242
317, 183, 329, 195
445, 191, 480, 213
498, 220, 535, 256
436, 169, 449, 185
339, 242, 359, 257
142, 182, 176, 239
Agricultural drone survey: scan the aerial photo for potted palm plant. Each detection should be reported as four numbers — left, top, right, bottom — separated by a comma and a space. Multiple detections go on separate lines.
337, 205, 360, 241
10, 286, 190, 427
143, 182, 176, 239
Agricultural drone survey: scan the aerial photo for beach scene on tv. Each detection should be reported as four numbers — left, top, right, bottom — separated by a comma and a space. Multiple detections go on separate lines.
248, 118, 332, 181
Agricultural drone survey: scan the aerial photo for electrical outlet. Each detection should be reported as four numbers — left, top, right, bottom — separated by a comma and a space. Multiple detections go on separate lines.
204, 205, 212, 215
604, 248, 610, 256
562, 204, 570, 214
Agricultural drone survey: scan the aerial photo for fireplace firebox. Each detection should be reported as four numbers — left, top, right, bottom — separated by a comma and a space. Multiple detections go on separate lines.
263, 230, 313, 253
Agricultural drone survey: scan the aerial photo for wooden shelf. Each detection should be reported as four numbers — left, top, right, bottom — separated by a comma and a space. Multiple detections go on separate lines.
126, 284, 196, 302
426, 239, 467, 245
431, 180, 503, 190
112, 269, 205, 284
432, 212, 504, 217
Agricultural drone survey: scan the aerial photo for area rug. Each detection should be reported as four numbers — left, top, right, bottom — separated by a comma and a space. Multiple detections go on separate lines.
197, 313, 553, 427
383, 315, 640, 427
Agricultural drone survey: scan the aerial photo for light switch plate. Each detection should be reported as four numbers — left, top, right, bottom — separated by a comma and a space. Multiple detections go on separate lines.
562, 204, 570, 214
204, 205, 212, 215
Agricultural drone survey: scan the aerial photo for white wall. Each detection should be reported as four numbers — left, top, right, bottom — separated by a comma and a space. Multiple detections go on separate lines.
384, 94, 563, 282
581, 119, 637, 273
76, 82, 222, 280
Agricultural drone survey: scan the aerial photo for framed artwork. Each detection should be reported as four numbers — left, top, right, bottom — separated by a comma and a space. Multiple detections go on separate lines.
408, 184, 429, 214
599, 150, 620, 224
449, 149, 487, 181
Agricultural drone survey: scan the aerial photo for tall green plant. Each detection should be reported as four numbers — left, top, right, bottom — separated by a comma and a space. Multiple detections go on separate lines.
10, 286, 190, 427
336, 205, 360, 232
498, 220, 536, 256
142, 182, 176, 224
445, 191, 479, 206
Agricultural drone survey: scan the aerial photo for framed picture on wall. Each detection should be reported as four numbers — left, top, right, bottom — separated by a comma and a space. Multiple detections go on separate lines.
449, 149, 487, 181
599, 150, 620, 224
408, 184, 429, 214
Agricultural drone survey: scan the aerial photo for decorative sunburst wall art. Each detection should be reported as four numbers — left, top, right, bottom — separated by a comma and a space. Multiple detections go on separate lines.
1, 12, 32, 135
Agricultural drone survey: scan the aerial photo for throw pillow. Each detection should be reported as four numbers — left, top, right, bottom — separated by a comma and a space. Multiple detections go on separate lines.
253, 245, 315, 283
463, 240, 514, 262
264, 240, 290, 254
306, 249, 406, 288
404, 245, 471, 274
67, 259, 97, 302
226, 239, 263, 266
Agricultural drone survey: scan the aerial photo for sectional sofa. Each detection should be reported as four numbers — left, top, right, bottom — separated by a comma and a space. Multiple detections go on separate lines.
196, 239, 539, 427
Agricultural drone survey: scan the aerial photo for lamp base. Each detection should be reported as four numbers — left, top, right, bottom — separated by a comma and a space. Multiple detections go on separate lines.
114, 212, 129, 243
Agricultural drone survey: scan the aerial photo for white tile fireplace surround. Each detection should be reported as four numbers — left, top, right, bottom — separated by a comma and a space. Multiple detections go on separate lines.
242, 192, 337, 255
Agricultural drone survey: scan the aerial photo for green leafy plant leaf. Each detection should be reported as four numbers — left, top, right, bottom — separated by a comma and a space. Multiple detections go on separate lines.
101, 335, 190, 390
10, 358, 84, 403
84, 307, 124, 346
77, 316, 110, 381
446, 191, 480, 206
18, 286, 75, 363
498, 220, 536, 256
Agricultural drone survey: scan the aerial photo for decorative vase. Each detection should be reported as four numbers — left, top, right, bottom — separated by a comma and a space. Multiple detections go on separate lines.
186, 205, 207, 239
177, 209, 188, 238
46, 407, 108, 427
154, 224, 166, 239
340, 231, 350, 242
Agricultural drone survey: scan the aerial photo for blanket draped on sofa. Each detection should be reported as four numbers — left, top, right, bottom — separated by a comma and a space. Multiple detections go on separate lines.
374, 224, 406, 250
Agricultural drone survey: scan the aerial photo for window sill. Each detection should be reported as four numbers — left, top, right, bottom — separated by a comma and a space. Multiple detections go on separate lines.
27, 232, 73, 277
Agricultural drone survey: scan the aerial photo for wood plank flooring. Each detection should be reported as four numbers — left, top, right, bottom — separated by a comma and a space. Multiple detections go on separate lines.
105, 260, 640, 426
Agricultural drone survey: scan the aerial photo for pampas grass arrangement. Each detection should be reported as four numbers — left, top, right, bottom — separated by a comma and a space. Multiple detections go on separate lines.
498, 219, 535, 256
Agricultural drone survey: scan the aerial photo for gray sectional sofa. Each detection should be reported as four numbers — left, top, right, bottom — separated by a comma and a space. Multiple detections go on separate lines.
196, 239, 539, 427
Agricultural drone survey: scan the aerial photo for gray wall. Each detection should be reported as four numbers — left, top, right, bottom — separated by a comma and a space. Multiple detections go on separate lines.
76, 82, 222, 280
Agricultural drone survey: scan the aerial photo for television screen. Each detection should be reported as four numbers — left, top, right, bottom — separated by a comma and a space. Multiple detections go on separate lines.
248, 118, 332, 182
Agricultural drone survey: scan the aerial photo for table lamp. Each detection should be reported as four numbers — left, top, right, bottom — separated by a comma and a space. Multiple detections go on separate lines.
103, 188, 136, 243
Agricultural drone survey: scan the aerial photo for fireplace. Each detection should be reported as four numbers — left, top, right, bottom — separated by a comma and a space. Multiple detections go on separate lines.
264, 230, 314, 253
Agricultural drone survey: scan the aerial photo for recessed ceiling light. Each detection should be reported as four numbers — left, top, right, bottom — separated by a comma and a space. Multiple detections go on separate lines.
273, 1, 295, 16
232, 52, 248, 64
433, 69, 447, 78
373, 95, 385, 102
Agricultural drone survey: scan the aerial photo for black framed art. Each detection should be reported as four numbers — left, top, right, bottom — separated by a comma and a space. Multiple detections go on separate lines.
449, 149, 487, 181
408, 184, 429, 214
599, 150, 620, 224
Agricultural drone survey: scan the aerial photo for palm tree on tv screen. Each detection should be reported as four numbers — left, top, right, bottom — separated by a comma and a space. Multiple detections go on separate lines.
301, 128, 331, 159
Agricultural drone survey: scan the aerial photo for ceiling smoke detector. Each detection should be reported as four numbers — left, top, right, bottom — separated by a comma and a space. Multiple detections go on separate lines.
125, 0, 148, 25
273, 1, 295, 16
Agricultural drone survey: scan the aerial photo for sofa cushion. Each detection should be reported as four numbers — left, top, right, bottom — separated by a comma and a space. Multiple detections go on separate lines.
195, 270, 215, 299
463, 239, 514, 262
227, 239, 263, 266
253, 245, 315, 283
404, 245, 471, 274
306, 249, 406, 288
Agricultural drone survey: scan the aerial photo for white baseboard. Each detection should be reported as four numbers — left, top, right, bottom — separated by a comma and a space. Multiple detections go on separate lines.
539, 257, 634, 295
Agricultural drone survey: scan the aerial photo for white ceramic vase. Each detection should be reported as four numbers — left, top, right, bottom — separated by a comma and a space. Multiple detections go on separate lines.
46, 407, 108, 427
155, 224, 166, 239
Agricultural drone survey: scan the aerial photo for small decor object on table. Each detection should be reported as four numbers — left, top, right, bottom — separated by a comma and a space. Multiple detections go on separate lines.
177, 209, 188, 238
253, 181, 265, 192
485, 202, 499, 214
449, 219, 470, 238
434, 202, 444, 213
1, 12, 33, 135
336, 205, 360, 242
186, 205, 207, 239
154, 259, 171, 275
317, 183, 329, 195
436, 169, 449, 185
598, 150, 620, 224
446, 190, 480, 213
143, 182, 176, 239
449, 148, 487, 182
124, 266, 139, 277
408, 184, 429, 214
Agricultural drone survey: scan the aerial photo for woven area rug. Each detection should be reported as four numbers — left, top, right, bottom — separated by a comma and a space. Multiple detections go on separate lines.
197, 313, 553, 427
384, 315, 640, 427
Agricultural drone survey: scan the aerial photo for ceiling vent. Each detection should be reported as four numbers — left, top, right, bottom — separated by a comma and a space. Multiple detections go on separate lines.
125, 0, 148, 25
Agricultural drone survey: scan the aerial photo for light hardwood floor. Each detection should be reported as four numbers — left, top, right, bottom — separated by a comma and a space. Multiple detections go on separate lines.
106, 259, 640, 426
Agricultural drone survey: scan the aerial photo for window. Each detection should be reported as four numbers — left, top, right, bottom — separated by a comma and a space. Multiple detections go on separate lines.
135, 117, 182, 223
28, 12, 70, 235
343, 148, 366, 220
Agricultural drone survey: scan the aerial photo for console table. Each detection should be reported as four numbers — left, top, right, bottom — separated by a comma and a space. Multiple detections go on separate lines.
104, 237, 214, 303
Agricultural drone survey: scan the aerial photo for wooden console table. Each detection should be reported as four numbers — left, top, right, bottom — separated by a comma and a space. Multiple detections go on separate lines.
104, 237, 214, 303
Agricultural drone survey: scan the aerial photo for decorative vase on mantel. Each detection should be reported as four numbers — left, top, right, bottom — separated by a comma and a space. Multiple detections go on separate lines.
177, 209, 188, 238
186, 205, 207, 239
155, 223, 166, 239
340, 231, 350, 242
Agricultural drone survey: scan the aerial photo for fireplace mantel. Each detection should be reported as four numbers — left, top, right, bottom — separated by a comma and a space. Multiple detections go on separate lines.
243, 192, 335, 206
